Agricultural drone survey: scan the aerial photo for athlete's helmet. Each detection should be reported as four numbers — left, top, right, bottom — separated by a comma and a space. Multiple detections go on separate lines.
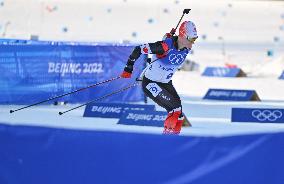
179, 21, 198, 40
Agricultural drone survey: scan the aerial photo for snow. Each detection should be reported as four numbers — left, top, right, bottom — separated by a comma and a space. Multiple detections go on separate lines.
2, 75, 284, 137
173, 71, 284, 101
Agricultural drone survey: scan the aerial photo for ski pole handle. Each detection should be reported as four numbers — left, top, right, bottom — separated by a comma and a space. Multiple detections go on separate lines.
183, 9, 191, 14
171, 9, 191, 36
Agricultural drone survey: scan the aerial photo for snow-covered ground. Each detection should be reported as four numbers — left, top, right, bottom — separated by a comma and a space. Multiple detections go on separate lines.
2, 100, 284, 137
173, 71, 284, 101
2, 70, 284, 138
2, 0, 284, 44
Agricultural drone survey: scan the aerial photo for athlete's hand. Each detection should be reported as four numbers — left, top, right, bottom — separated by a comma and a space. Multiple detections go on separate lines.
120, 71, 132, 78
120, 64, 133, 78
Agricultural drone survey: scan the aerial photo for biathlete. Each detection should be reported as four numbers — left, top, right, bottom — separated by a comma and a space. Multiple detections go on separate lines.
120, 21, 198, 134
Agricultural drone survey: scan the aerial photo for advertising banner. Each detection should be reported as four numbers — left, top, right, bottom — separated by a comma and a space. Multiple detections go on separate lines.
83, 103, 155, 118
202, 67, 246, 77
203, 89, 260, 101
232, 108, 284, 123
0, 40, 146, 104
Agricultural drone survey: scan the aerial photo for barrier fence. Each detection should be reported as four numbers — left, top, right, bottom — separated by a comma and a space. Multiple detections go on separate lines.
0, 39, 146, 104
0, 123, 283, 184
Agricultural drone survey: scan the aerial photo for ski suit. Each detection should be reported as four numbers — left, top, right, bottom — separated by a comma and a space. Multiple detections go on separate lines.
121, 36, 191, 134
123, 36, 189, 112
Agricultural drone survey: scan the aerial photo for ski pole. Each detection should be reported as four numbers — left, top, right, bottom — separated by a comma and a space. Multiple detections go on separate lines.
10, 76, 121, 113
147, 9, 191, 65
58, 82, 139, 115
170, 9, 191, 36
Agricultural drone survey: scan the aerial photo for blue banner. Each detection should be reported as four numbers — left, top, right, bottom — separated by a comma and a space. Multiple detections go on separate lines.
232, 108, 284, 123
203, 88, 260, 101
83, 103, 156, 118
0, 40, 146, 104
0, 123, 284, 184
202, 67, 246, 77
118, 110, 167, 127
279, 71, 284, 79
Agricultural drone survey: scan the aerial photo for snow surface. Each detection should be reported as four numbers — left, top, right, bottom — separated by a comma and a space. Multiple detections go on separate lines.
2, 70, 284, 138
173, 71, 284, 101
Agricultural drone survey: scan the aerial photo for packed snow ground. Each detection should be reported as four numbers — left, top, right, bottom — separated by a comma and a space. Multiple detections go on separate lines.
2, 71, 284, 137
173, 71, 284, 101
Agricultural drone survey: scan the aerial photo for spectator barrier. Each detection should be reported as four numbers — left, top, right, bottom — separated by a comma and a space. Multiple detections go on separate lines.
83, 103, 155, 118
0, 123, 283, 184
202, 67, 246, 77
0, 39, 146, 104
203, 88, 260, 101
232, 108, 284, 123
117, 110, 167, 127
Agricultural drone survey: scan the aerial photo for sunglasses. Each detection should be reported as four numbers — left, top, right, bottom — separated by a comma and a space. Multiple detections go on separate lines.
186, 36, 198, 43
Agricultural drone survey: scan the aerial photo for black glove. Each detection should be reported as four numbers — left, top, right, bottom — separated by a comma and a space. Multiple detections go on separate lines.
121, 59, 134, 78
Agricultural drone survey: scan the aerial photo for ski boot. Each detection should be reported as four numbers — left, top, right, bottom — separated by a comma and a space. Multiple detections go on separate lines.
163, 110, 181, 135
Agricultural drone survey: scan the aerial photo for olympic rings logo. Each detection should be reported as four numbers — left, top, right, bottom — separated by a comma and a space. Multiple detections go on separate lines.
252, 110, 283, 121
168, 53, 187, 65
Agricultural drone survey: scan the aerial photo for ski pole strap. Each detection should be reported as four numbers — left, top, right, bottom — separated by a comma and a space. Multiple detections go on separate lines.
59, 82, 140, 115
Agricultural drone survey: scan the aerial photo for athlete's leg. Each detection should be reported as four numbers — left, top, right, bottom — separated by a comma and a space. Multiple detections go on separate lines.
142, 77, 183, 134
142, 77, 181, 112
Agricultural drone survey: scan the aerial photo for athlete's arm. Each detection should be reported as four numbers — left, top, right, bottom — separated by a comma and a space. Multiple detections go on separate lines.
120, 41, 170, 78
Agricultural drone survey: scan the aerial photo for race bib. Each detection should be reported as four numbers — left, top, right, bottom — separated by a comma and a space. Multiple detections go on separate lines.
146, 83, 162, 97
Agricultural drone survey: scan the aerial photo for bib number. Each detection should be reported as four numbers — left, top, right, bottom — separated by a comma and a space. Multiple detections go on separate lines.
146, 83, 162, 97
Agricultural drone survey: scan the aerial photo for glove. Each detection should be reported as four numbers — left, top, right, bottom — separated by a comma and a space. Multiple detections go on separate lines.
170, 28, 176, 35
120, 64, 133, 78
120, 71, 132, 78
